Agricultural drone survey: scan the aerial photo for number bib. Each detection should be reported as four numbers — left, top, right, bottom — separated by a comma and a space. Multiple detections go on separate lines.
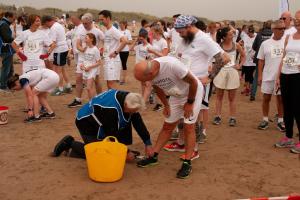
271, 46, 283, 58
284, 52, 299, 67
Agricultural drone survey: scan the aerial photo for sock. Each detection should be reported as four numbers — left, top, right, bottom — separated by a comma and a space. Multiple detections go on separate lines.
59, 87, 64, 91
263, 117, 269, 122
66, 83, 72, 88
178, 137, 185, 146
75, 97, 81, 102
202, 129, 207, 136
278, 118, 284, 123
183, 159, 191, 165
194, 144, 199, 152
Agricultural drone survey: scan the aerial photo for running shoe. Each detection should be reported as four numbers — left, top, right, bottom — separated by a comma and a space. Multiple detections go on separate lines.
258, 120, 269, 130
51, 88, 64, 96
176, 161, 192, 179
153, 104, 163, 111
63, 87, 73, 94
290, 142, 300, 154
137, 156, 158, 167
68, 99, 82, 108
229, 118, 237, 127
274, 137, 295, 148
52, 135, 74, 157
24, 116, 42, 123
277, 122, 286, 132
40, 106, 47, 115
180, 151, 200, 161
40, 112, 56, 119
163, 142, 185, 152
213, 116, 222, 125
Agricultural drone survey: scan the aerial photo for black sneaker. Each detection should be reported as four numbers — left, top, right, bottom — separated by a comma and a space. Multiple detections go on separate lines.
277, 122, 286, 132
229, 118, 237, 127
153, 104, 163, 111
24, 116, 42, 123
137, 156, 158, 168
41, 112, 56, 119
52, 135, 74, 157
176, 161, 192, 179
258, 120, 269, 130
68, 99, 82, 108
213, 116, 221, 125
250, 96, 255, 101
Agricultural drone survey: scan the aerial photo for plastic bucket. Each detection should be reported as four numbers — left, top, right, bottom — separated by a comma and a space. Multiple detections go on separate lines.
84, 136, 127, 182
0, 106, 8, 125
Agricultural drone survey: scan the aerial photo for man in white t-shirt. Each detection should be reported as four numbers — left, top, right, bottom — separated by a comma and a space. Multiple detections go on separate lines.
257, 20, 286, 132
98, 10, 127, 89
42, 15, 72, 96
167, 14, 181, 56
68, 13, 105, 108
165, 15, 227, 153
134, 56, 203, 179
280, 11, 297, 36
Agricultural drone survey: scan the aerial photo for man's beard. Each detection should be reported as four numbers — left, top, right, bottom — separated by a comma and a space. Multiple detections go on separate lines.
183, 32, 195, 45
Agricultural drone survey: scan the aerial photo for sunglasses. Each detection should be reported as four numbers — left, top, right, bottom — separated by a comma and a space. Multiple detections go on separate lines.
280, 17, 287, 20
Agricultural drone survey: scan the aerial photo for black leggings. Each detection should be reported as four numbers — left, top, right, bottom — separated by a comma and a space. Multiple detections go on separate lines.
243, 65, 256, 84
119, 51, 129, 70
280, 73, 300, 140
69, 117, 133, 159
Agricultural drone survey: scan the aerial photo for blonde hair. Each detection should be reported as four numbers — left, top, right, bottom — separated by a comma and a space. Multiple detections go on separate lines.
125, 93, 145, 110
271, 20, 284, 29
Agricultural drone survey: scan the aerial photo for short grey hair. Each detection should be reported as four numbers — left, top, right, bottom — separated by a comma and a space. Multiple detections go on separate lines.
272, 20, 285, 29
81, 13, 93, 22
125, 93, 145, 110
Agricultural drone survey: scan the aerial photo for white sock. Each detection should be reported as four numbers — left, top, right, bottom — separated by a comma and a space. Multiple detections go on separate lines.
66, 83, 72, 88
278, 118, 284, 123
263, 117, 269, 122
75, 97, 81, 102
194, 143, 199, 152
59, 87, 63, 91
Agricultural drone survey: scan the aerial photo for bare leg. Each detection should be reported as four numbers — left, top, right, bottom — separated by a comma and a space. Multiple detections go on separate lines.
276, 95, 284, 118
215, 88, 224, 116
228, 89, 237, 117
153, 122, 178, 153
142, 81, 152, 103
183, 123, 196, 160
38, 92, 54, 113
107, 80, 117, 90
61, 67, 70, 86
262, 94, 272, 118
86, 79, 96, 100
75, 73, 83, 99
94, 75, 102, 94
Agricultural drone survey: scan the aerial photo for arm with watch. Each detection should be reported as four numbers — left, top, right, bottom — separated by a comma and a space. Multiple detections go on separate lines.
182, 72, 198, 119
109, 36, 128, 58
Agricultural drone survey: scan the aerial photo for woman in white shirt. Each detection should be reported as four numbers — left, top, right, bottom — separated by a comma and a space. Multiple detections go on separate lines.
119, 21, 133, 84
275, 10, 300, 154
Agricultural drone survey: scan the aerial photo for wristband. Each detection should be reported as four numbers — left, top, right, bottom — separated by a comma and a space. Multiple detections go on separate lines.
187, 98, 195, 104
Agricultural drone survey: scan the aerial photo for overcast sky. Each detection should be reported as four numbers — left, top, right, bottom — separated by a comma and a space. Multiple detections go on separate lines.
3, 0, 300, 21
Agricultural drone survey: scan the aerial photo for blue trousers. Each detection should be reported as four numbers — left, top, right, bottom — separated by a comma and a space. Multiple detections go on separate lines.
0, 53, 14, 89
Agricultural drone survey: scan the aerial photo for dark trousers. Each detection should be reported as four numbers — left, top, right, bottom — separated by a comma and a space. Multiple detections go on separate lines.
250, 64, 258, 98
69, 117, 132, 159
0, 53, 14, 89
280, 73, 300, 140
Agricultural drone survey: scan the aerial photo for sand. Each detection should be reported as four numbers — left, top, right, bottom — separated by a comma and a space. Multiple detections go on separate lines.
0, 56, 300, 200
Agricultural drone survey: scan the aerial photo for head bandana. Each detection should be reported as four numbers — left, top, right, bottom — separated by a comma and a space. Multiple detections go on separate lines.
174, 15, 197, 29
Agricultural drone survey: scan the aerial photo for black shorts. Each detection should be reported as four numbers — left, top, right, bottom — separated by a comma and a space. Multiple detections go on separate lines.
119, 51, 129, 70
53, 51, 68, 66
243, 65, 256, 83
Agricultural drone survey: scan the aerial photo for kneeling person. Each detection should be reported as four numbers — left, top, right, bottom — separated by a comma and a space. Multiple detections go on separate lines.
52, 89, 153, 160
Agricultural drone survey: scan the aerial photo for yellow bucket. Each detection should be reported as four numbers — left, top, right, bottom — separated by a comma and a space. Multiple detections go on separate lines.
84, 136, 128, 182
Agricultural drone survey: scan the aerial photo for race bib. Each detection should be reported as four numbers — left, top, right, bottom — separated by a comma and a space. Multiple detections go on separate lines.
25, 40, 40, 53
166, 86, 183, 97
271, 46, 283, 58
283, 52, 299, 67
103, 45, 110, 58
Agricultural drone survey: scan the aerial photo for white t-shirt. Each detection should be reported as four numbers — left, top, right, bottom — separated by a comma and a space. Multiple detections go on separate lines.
152, 56, 190, 98
71, 24, 85, 54
19, 69, 48, 87
16, 24, 23, 38
168, 28, 181, 56
284, 26, 297, 37
14, 29, 53, 72
176, 30, 222, 78
134, 43, 152, 63
243, 35, 256, 66
150, 37, 168, 58
281, 35, 300, 74
103, 26, 123, 58
82, 46, 101, 79
50, 22, 69, 53
120, 29, 132, 52
77, 26, 105, 48
257, 38, 284, 81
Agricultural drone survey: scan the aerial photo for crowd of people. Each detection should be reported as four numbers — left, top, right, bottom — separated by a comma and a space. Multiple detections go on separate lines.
1, 9, 300, 179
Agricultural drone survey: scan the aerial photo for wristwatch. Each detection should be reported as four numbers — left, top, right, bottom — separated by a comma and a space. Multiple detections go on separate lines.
187, 98, 195, 104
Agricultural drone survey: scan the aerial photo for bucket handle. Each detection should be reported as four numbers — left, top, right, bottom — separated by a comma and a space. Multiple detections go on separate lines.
103, 136, 119, 143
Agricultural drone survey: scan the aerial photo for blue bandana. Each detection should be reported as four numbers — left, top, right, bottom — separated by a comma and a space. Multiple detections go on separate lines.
174, 15, 197, 29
